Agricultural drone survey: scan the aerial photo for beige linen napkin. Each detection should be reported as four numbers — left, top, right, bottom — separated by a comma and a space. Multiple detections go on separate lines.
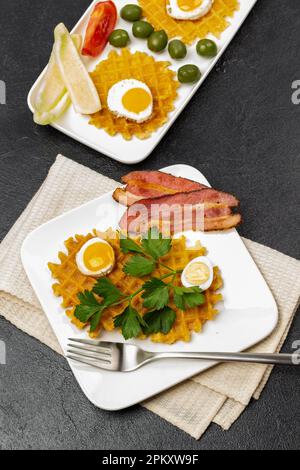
0, 155, 299, 439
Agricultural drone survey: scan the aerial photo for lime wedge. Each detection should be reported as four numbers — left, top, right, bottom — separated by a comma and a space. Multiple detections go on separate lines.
34, 34, 82, 125
54, 23, 101, 115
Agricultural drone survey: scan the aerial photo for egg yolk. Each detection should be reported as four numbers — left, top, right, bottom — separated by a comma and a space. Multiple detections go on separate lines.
185, 262, 210, 285
83, 242, 114, 272
122, 88, 152, 114
177, 0, 203, 11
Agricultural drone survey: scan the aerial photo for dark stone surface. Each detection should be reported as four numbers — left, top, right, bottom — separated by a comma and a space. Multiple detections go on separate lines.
0, 0, 299, 450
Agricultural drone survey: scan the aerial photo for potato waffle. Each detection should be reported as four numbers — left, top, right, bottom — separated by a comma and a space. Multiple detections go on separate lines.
48, 230, 223, 344
89, 49, 179, 140
138, 0, 240, 44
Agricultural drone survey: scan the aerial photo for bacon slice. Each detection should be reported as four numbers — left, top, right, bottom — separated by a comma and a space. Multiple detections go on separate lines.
121, 170, 207, 190
112, 188, 141, 206
119, 189, 240, 234
204, 214, 242, 232
123, 206, 235, 234
113, 170, 208, 206
125, 188, 239, 210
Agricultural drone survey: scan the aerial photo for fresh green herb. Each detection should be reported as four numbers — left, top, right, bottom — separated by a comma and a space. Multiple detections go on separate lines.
122, 229, 172, 278
123, 255, 156, 277
141, 228, 172, 260
75, 279, 123, 332
143, 307, 176, 335
114, 305, 147, 340
142, 278, 169, 310
173, 286, 205, 310
89, 309, 105, 332
92, 278, 122, 304
120, 237, 144, 255
74, 291, 104, 323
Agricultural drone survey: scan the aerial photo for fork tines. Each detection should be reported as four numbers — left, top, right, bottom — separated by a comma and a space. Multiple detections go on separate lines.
67, 338, 113, 370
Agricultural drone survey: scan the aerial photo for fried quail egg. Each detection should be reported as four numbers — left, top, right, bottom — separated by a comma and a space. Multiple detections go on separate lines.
167, 0, 214, 20
181, 256, 214, 291
76, 238, 115, 277
107, 79, 153, 123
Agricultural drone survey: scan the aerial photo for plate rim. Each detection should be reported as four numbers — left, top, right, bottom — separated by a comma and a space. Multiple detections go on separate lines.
20, 163, 279, 410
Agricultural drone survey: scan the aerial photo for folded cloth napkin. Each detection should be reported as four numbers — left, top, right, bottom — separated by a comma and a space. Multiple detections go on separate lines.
0, 155, 299, 439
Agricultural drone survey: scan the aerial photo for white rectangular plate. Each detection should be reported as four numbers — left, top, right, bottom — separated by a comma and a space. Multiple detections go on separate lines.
21, 164, 278, 410
27, 0, 258, 164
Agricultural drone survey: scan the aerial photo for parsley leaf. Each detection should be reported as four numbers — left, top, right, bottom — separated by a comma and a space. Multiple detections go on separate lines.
74, 291, 104, 323
142, 278, 170, 310
120, 237, 144, 255
114, 305, 147, 340
92, 278, 122, 304
123, 255, 156, 277
141, 228, 172, 260
173, 286, 205, 310
89, 308, 106, 332
143, 307, 176, 335
75, 280, 123, 332
90, 278, 123, 332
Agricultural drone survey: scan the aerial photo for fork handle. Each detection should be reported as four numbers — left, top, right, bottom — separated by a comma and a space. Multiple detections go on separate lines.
153, 352, 299, 366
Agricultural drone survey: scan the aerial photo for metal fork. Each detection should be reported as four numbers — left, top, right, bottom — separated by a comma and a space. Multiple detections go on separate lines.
67, 338, 299, 372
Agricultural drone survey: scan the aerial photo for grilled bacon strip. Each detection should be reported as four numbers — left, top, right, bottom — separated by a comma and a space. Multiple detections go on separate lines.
122, 170, 207, 190
119, 189, 240, 234
121, 188, 239, 213
113, 170, 208, 206
122, 206, 235, 234
113, 188, 142, 206
203, 214, 242, 232
115, 171, 241, 233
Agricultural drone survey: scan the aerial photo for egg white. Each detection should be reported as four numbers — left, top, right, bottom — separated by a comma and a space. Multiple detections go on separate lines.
107, 79, 153, 123
181, 256, 214, 291
167, 0, 214, 20
76, 238, 115, 277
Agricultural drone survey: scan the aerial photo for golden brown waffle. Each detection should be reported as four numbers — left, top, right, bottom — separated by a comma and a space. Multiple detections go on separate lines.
139, 0, 240, 44
48, 230, 223, 344
89, 49, 179, 140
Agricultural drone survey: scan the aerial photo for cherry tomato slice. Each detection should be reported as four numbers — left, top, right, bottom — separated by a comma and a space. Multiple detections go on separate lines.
82, 1, 117, 57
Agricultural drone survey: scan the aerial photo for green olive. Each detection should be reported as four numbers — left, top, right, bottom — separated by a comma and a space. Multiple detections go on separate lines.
196, 39, 218, 58
168, 39, 187, 60
121, 4, 142, 22
132, 20, 154, 38
109, 29, 130, 47
147, 30, 168, 52
178, 64, 201, 84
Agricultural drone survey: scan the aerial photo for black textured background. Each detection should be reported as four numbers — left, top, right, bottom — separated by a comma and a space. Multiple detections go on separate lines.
0, 0, 299, 450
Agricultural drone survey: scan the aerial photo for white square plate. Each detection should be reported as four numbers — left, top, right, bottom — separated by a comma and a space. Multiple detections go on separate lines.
21, 164, 278, 410
27, 0, 258, 164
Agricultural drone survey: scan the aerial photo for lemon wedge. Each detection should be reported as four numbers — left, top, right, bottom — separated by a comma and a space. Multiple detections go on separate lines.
54, 23, 101, 115
34, 34, 82, 125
